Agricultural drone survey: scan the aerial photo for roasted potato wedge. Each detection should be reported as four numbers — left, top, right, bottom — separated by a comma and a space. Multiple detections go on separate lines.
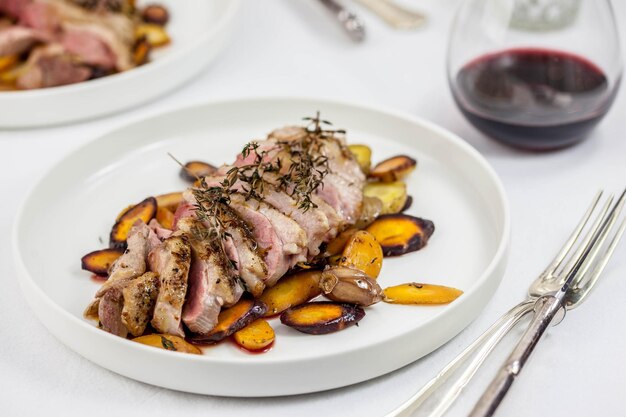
369, 155, 417, 182
180, 160, 218, 183
81, 248, 123, 275
109, 197, 157, 249
187, 299, 267, 344
133, 334, 201, 354
338, 230, 383, 278
280, 302, 365, 335
132, 37, 151, 65
366, 214, 434, 256
156, 206, 175, 230
319, 267, 384, 306
155, 191, 184, 211
141, 4, 169, 25
233, 319, 275, 351
258, 271, 322, 317
0, 54, 18, 72
354, 196, 383, 229
384, 283, 463, 305
135, 23, 170, 47
348, 144, 372, 174
363, 181, 408, 215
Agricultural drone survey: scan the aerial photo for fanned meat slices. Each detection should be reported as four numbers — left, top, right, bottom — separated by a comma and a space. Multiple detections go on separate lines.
86, 119, 368, 340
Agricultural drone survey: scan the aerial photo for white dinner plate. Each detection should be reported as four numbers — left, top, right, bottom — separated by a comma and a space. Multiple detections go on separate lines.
0, 0, 239, 128
13, 97, 510, 396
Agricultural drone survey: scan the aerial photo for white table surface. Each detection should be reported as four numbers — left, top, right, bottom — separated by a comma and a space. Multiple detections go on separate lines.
2, 1, 625, 416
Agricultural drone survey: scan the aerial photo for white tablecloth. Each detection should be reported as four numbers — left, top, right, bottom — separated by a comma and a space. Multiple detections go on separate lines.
2, 1, 625, 416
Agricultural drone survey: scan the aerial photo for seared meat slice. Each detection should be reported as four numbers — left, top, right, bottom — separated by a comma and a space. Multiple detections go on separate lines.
230, 193, 308, 264
148, 235, 191, 337
174, 198, 267, 297
16, 43, 91, 89
98, 286, 127, 337
95, 221, 151, 297
220, 207, 267, 296
178, 217, 244, 334
121, 272, 159, 337
62, 23, 116, 69
148, 218, 172, 241
267, 127, 365, 223
0, 26, 42, 56
253, 171, 342, 244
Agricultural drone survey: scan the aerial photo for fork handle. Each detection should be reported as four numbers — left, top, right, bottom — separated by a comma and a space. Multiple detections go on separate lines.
386, 300, 535, 417
469, 296, 564, 417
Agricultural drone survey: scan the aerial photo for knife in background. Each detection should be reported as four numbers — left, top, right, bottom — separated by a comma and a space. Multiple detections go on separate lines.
317, 0, 366, 42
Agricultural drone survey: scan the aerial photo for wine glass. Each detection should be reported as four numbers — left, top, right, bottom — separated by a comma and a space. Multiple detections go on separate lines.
447, 0, 622, 150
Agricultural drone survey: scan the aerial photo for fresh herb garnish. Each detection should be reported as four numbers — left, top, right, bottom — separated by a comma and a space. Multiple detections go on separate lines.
160, 336, 177, 351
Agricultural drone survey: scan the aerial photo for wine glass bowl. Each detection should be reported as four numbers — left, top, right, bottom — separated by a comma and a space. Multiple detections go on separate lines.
448, 0, 622, 151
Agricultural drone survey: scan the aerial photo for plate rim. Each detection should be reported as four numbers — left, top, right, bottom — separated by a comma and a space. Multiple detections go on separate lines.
12, 96, 511, 393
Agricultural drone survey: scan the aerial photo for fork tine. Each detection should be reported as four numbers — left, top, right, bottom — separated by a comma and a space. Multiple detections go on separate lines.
542, 191, 603, 277
555, 193, 614, 279
560, 190, 626, 294
570, 215, 626, 306
571, 190, 626, 284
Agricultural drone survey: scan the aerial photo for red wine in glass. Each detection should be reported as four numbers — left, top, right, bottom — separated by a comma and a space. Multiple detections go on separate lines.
452, 48, 620, 150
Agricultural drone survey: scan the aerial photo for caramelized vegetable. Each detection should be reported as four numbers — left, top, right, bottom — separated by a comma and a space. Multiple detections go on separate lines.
363, 181, 408, 214
188, 300, 267, 344
81, 248, 123, 275
280, 302, 365, 335
319, 267, 384, 306
135, 23, 170, 47
0, 61, 28, 84
338, 230, 383, 278
156, 206, 175, 230
133, 334, 201, 354
258, 271, 322, 317
132, 37, 151, 65
180, 160, 218, 182
369, 155, 417, 182
0, 55, 18, 72
155, 191, 184, 211
109, 197, 157, 249
401, 195, 413, 212
384, 283, 463, 305
366, 214, 434, 256
233, 319, 275, 351
324, 228, 358, 257
354, 196, 383, 229
141, 4, 169, 25
348, 144, 372, 174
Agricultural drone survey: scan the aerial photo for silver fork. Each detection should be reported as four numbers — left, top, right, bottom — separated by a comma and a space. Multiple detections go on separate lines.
387, 190, 626, 417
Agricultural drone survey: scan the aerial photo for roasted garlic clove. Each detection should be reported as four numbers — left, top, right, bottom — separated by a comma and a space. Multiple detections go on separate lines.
319, 267, 384, 306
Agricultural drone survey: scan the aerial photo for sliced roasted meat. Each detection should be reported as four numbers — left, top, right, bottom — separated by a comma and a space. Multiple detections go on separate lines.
95, 221, 151, 297
16, 44, 91, 89
178, 217, 244, 334
62, 23, 116, 69
98, 286, 127, 337
174, 198, 267, 297
148, 235, 191, 337
219, 206, 268, 296
121, 272, 159, 337
0, 26, 42, 56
